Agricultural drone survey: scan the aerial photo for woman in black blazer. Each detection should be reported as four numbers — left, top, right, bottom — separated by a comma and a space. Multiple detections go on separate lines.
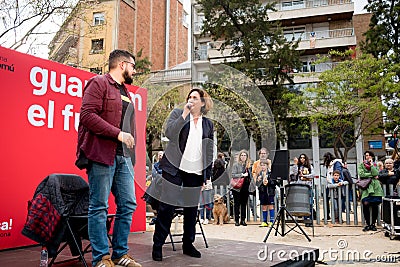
152, 88, 214, 261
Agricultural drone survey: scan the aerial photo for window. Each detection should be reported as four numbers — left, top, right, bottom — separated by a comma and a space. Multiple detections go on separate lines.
93, 12, 105, 25
286, 118, 312, 149
90, 39, 104, 54
284, 26, 306, 42
90, 67, 102, 74
282, 0, 305, 10
182, 10, 189, 27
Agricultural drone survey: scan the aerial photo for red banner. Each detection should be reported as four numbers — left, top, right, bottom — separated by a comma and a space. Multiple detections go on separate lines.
0, 46, 147, 250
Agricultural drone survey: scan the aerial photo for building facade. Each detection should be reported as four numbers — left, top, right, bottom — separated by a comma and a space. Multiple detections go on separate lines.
191, 0, 385, 178
49, 0, 188, 73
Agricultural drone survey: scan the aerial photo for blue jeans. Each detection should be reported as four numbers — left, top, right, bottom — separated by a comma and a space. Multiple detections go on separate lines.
88, 156, 137, 265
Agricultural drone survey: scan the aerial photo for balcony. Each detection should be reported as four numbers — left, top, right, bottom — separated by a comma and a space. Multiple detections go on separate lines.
295, 28, 356, 50
149, 68, 191, 84
266, 0, 354, 21
207, 28, 355, 64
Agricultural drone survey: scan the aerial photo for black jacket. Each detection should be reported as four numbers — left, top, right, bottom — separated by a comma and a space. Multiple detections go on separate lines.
21, 174, 89, 257
159, 109, 214, 182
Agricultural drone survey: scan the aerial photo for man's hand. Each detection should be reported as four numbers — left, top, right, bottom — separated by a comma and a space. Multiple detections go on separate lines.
118, 131, 135, 149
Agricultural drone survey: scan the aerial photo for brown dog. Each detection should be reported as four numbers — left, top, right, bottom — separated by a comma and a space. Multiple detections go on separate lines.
212, 194, 229, 225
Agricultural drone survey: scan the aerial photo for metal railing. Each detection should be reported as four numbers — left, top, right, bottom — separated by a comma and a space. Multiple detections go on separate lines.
149, 68, 191, 83
273, 0, 352, 12
197, 182, 399, 227
284, 28, 354, 42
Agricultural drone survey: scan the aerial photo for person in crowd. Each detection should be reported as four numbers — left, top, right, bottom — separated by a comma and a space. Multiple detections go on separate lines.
377, 161, 384, 171
359, 153, 383, 232
152, 88, 214, 261
289, 157, 298, 183
327, 170, 348, 222
290, 153, 314, 226
250, 148, 271, 219
212, 152, 229, 186
152, 151, 164, 178
256, 160, 275, 227
323, 152, 344, 221
252, 148, 272, 181
378, 158, 400, 196
231, 149, 252, 226
392, 150, 400, 170
199, 179, 213, 224
364, 150, 377, 166
76, 49, 141, 267
148, 151, 164, 225
341, 162, 354, 213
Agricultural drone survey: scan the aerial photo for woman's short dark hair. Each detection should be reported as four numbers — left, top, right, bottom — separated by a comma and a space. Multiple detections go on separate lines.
186, 88, 213, 115
364, 150, 375, 158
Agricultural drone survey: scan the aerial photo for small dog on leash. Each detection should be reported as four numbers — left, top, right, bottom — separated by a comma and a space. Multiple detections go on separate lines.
212, 194, 229, 225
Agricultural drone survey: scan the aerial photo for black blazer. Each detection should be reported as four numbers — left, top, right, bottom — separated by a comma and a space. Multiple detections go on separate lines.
159, 108, 214, 182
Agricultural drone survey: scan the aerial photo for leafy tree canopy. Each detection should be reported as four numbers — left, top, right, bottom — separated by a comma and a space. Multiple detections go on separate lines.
197, 0, 302, 146
285, 51, 400, 160
361, 0, 400, 64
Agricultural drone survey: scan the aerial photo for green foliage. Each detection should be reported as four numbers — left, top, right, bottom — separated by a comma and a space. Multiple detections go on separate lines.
134, 48, 152, 74
361, 0, 400, 64
286, 53, 400, 160
197, 0, 302, 146
142, 83, 188, 159
361, 0, 400, 133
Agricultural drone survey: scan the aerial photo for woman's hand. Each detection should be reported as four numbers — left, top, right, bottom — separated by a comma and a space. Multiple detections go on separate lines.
242, 172, 248, 177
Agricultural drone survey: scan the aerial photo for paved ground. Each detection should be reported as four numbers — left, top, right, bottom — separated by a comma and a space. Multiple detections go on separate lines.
146, 216, 400, 266
2, 215, 399, 266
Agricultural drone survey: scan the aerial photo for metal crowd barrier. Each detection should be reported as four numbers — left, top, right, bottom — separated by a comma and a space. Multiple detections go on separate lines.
202, 182, 399, 226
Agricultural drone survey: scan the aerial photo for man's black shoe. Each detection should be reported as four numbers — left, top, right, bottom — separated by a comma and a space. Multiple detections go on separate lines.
241, 221, 247, 226
182, 244, 201, 258
370, 225, 377, 231
235, 222, 240, 226
152, 246, 162, 261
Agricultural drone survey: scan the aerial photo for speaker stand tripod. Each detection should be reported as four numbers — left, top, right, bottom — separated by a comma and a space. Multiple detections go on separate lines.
263, 186, 311, 242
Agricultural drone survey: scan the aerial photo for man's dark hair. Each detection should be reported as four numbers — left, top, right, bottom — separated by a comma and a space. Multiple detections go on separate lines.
108, 49, 135, 70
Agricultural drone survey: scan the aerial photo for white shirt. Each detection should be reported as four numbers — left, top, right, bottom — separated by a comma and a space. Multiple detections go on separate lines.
179, 114, 203, 175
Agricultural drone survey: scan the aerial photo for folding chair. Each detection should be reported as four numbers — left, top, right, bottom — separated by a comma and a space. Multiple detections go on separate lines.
166, 208, 208, 251
21, 173, 115, 267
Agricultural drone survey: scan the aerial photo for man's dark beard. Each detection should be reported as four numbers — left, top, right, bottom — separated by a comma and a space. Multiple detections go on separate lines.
123, 69, 133, 84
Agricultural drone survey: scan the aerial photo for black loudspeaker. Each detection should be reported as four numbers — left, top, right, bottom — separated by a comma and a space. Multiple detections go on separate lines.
270, 150, 289, 180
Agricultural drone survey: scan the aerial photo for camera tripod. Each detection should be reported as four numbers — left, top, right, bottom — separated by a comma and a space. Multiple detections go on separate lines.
263, 185, 311, 242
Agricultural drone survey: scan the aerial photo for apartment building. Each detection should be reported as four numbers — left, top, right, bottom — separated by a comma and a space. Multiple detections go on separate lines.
191, 0, 385, 175
49, 0, 188, 73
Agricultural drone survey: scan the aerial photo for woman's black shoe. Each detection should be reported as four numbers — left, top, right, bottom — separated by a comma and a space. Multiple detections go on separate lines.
182, 244, 201, 258
241, 221, 247, 226
152, 246, 162, 261
235, 222, 240, 226
362, 225, 370, 232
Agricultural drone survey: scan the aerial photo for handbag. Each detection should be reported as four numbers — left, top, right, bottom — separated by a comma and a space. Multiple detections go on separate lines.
355, 178, 372, 190
230, 177, 245, 189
